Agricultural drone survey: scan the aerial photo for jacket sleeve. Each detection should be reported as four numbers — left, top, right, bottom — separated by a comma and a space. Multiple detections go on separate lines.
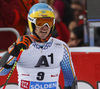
53, 0, 65, 20
0, 56, 16, 76
60, 43, 76, 88
0, 0, 20, 26
55, 21, 70, 43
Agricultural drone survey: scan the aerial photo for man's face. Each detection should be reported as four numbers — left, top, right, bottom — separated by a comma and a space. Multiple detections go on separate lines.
71, 3, 83, 21
71, 4, 83, 15
68, 32, 81, 47
35, 25, 51, 39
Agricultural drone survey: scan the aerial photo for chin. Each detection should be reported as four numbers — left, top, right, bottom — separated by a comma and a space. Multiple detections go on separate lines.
42, 38, 46, 40
40, 36, 47, 40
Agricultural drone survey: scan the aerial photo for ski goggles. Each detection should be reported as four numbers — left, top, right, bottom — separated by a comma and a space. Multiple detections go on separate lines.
28, 16, 55, 28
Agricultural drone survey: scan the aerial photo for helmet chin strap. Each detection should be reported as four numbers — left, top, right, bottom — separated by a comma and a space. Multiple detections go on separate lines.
30, 28, 51, 43
30, 33, 51, 42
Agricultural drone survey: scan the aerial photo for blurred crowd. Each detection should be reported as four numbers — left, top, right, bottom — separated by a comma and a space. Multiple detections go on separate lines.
0, 0, 86, 51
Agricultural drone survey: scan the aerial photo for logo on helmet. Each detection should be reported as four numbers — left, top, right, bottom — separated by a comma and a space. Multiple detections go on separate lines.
42, 10, 46, 13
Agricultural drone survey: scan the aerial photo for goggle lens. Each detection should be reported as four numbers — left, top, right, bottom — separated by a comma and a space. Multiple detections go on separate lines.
36, 18, 54, 27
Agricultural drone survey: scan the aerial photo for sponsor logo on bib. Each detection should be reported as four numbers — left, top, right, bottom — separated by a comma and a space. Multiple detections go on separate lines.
21, 80, 57, 89
30, 81, 57, 89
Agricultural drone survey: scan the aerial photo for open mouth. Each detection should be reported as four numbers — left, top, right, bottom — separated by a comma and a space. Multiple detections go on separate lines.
40, 31, 47, 34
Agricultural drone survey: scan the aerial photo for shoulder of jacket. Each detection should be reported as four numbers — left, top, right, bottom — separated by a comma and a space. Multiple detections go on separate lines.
51, 37, 68, 48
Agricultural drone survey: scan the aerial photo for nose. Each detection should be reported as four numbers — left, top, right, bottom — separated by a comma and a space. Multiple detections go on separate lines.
42, 25, 49, 29
43, 23, 50, 28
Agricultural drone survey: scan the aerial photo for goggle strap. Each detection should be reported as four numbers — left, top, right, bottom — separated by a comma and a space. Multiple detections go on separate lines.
28, 15, 36, 23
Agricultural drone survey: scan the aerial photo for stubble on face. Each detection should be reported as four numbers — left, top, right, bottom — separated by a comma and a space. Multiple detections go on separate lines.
35, 26, 51, 39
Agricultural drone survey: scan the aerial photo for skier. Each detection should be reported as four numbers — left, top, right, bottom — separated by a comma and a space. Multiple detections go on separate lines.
0, 3, 77, 89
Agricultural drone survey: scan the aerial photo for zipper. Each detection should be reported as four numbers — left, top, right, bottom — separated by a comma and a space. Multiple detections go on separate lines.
41, 48, 43, 53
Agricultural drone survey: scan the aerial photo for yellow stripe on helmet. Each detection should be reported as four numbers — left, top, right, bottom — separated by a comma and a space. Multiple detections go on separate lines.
29, 10, 55, 18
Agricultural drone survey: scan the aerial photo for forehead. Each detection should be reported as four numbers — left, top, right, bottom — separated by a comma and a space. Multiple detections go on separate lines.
70, 32, 77, 39
71, 3, 83, 9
